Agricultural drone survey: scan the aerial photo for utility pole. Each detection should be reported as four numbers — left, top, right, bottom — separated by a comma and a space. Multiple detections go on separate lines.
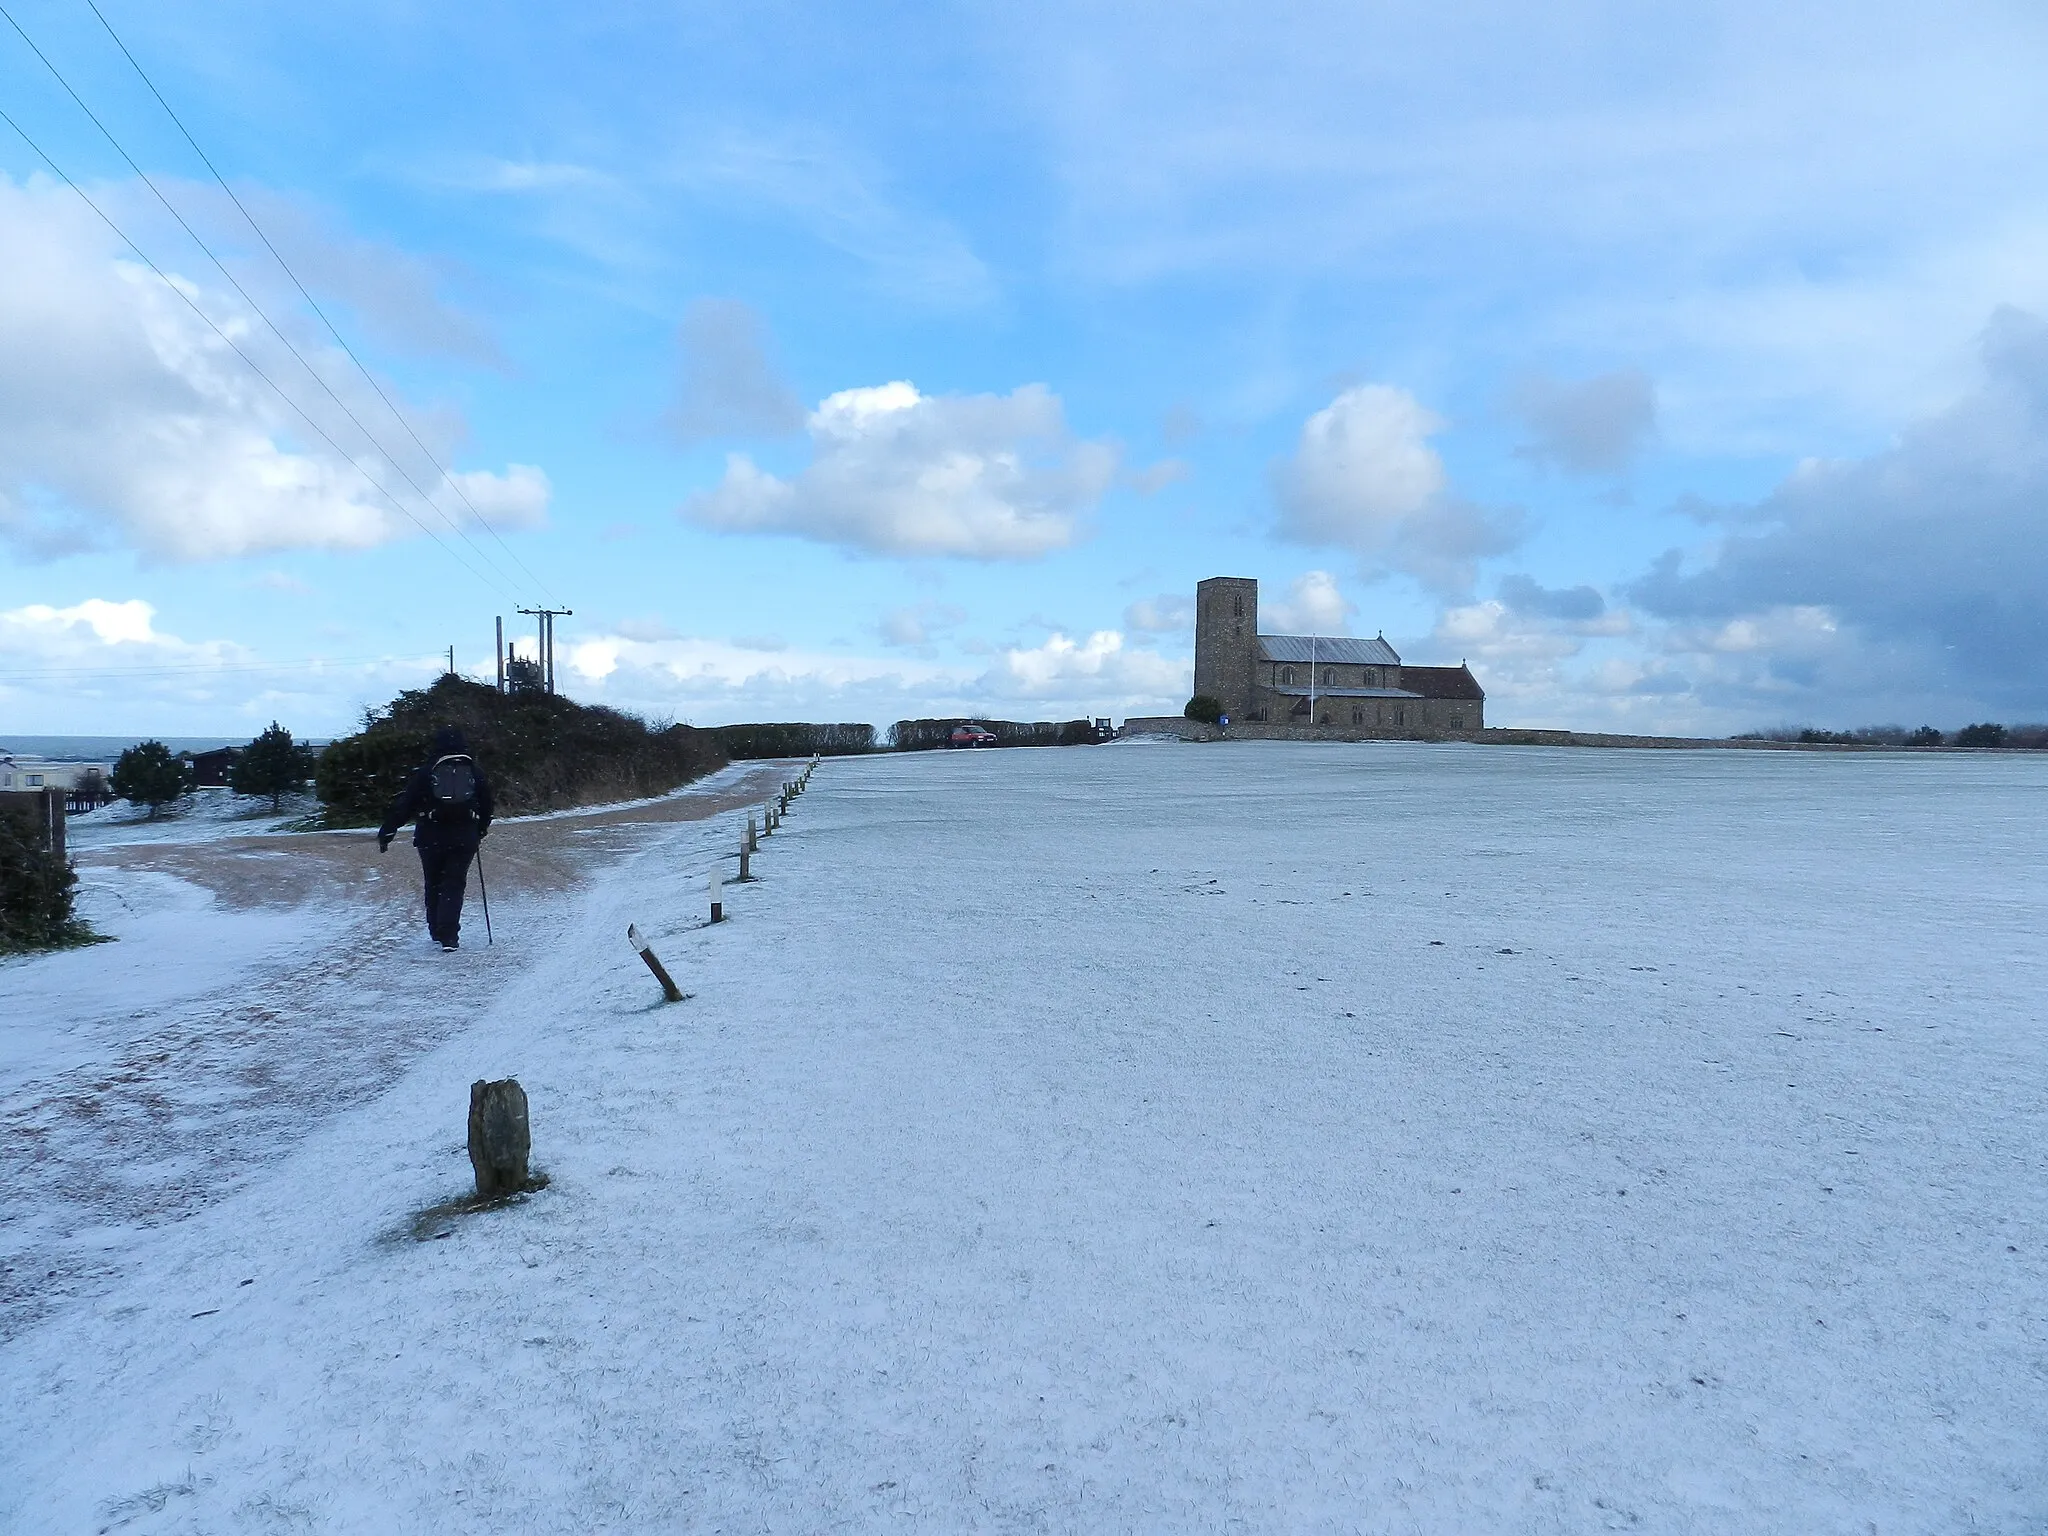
516, 607, 573, 694
495, 616, 505, 693
446, 644, 456, 678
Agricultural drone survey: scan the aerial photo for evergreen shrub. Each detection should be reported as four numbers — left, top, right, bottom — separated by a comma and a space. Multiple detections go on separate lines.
0, 796, 90, 953
111, 740, 192, 817
316, 675, 725, 826
230, 721, 316, 808
716, 723, 876, 759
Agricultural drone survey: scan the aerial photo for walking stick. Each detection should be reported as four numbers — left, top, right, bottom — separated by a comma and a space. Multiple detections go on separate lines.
475, 845, 494, 946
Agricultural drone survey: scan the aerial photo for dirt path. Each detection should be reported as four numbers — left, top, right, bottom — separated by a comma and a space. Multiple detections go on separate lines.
0, 765, 788, 1341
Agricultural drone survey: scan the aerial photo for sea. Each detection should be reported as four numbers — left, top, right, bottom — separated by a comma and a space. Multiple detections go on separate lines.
1, 735, 293, 761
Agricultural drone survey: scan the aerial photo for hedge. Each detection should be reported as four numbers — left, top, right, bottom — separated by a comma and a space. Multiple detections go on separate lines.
316, 676, 726, 827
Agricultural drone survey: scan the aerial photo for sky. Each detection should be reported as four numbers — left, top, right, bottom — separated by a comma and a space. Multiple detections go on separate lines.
3, 0, 2047, 738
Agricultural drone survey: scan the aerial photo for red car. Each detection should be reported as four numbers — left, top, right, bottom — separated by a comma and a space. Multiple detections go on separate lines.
948, 724, 998, 748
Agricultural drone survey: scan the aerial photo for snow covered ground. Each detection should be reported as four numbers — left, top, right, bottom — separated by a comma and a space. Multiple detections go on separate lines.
4, 743, 2045, 1532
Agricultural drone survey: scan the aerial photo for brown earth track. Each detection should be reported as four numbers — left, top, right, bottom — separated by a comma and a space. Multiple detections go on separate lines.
82, 764, 790, 912
0, 764, 791, 1342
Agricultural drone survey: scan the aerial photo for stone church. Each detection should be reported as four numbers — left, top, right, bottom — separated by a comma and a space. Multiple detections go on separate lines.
1192, 576, 1484, 734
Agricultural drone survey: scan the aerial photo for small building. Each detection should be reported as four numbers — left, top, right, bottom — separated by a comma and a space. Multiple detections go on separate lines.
186, 746, 241, 788
1192, 576, 1484, 735
0, 754, 110, 793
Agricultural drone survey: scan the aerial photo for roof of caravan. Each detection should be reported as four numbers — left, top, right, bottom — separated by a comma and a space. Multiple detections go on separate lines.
1257, 634, 1402, 665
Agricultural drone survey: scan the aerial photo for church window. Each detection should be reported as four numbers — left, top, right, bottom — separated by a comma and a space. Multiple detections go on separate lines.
1281, 667, 1295, 686
1351, 706, 1363, 724
1233, 594, 1243, 618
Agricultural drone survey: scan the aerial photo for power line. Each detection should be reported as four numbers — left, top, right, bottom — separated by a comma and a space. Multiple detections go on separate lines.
79, 0, 564, 607
0, 3, 534, 604
0, 104, 515, 601
0, 654, 434, 682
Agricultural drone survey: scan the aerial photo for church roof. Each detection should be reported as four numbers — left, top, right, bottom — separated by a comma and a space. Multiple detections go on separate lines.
1258, 634, 1401, 665
1400, 664, 1486, 700
1272, 687, 1420, 699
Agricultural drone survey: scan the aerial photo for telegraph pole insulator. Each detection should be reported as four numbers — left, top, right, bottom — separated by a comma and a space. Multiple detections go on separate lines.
515, 607, 574, 694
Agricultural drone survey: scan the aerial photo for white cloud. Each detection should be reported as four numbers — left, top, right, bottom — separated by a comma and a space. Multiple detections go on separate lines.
1272, 384, 1522, 594
1122, 593, 1193, 633
448, 464, 550, 530
1128, 458, 1191, 495
977, 630, 1186, 706
0, 174, 547, 563
1509, 370, 1656, 474
1263, 570, 1357, 635
683, 381, 1118, 559
680, 130, 996, 309
1629, 306, 2048, 723
1435, 306, 2048, 734
449, 160, 614, 195
0, 596, 448, 734
663, 298, 805, 444
6, 598, 178, 650
878, 602, 968, 648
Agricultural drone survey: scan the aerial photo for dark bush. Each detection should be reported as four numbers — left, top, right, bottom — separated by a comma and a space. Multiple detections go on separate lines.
887, 718, 1096, 751
2005, 723, 2048, 749
316, 675, 725, 826
230, 721, 316, 809
716, 722, 876, 759
1184, 694, 1224, 725
1906, 725, 1945, 746
0, 796, 89, 953
1955, 722, 2008, 748
111, 740, 192, 817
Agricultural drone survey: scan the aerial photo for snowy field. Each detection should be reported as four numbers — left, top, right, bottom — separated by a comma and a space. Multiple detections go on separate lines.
4, 742, 2046, 1532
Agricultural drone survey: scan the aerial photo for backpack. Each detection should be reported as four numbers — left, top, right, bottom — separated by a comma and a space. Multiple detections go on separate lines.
428, 755, 479, 820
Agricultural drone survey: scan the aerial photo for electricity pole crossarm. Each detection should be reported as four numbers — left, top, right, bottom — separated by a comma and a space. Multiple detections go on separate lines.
516, 607, 574, 694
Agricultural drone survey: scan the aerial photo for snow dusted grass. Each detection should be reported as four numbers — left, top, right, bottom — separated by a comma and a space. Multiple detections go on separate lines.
65, 788, 324, 849
4, 743, 2046, 1532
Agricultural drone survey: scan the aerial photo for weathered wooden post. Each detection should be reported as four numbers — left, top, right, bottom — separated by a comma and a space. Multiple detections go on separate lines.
747, 813, 759, 854
627, 923, 684, 1003
709, 866, 724, 924
467, 1078, 531, 1199
737, 834, 753, 882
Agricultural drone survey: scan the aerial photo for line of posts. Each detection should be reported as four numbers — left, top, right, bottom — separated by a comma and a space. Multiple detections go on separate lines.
627, 755, 820, 1003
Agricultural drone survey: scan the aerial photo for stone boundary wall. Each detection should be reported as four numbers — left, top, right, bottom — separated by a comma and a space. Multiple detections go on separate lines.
1117, 717, 1224, 741
1117, 720, 2042, 752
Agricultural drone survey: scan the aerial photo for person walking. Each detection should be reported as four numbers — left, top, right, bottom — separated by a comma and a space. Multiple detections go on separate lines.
377, 725, 494, 950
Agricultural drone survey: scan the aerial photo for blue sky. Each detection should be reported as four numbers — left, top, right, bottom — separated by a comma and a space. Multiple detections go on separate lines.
4, 0, 2047, 737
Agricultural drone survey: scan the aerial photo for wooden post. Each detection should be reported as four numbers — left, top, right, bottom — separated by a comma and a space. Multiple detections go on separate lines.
626, 923, 684, 1002
747, 814, 759, 854
709, 866, 724, 924
738, 835, 753, 882
42, 786, 64, 867
467, 1078, 531, 1199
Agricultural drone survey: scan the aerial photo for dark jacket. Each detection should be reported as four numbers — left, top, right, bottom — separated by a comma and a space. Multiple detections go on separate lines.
378, 728, 495, 850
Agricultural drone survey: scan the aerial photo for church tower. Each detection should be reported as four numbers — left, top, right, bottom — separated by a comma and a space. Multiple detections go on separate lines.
1193, 576, 1260, 721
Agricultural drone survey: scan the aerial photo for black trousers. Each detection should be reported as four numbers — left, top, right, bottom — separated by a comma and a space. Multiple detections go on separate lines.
416, 843, 476, 944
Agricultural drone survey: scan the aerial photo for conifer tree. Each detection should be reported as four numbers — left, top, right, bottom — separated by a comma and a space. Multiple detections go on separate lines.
111, 741, 192, 819
230, 721, 315, 809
